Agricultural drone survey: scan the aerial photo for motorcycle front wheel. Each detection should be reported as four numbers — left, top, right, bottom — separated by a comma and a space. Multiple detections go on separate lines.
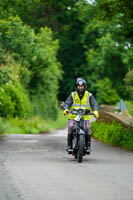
77, 134, 84, 163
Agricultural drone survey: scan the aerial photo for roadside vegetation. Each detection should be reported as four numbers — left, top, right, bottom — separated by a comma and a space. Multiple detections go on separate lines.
0, 110, 67, 134
91, 120, 133, 151
0, 0, 133, 137
0, 17, 65, 135
125, 101, 133, 117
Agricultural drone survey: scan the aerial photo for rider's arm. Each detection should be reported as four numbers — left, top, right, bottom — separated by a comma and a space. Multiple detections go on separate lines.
64, 94, 73, 110
89, 95, 99, 111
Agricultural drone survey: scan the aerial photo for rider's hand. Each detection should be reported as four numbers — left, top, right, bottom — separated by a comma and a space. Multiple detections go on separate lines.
93, 111, 99, 118
64, 109, 69, 115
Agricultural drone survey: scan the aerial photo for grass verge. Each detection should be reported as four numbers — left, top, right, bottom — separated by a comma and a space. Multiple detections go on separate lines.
125, 100, 133, 116
91, 120, 133, 151
0, 109, 67, 135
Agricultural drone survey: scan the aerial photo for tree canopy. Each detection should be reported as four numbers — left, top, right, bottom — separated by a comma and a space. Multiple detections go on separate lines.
0, 0, 133, 118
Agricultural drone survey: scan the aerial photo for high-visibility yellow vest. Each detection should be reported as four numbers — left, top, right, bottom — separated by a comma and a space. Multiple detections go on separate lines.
68, 91, 92, 120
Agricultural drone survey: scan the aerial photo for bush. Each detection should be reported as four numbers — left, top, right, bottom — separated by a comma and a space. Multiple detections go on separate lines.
0, 17, 62, 120
0, 66, 13, 84
96, 78, 120, 105
0, 82, 32, 118
91, 120, 133, 150
124, 70, 133, 100
125, 101, 133, 116
0, 87, 15, 118
0, 55, 33, 118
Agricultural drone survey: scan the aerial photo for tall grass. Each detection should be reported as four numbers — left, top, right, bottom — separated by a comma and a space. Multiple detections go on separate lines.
125, 100, 133, 116
0, 109, 67, 135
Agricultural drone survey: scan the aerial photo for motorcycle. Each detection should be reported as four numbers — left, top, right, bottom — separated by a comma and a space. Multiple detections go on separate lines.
68, 108, 94, 163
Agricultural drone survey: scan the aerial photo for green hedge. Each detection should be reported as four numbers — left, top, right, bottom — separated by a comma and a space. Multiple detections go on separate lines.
91, 120, 133, 151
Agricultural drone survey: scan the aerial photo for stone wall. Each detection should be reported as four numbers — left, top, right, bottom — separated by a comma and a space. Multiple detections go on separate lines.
98, 111, 133, 128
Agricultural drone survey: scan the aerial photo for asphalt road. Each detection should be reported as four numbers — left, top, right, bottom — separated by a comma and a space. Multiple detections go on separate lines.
0, 128, 133, 200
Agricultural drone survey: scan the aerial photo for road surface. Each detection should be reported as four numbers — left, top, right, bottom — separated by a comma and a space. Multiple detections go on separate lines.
0, 128, 133, 200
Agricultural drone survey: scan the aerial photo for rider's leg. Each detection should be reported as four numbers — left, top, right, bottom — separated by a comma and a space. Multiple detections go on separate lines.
67, 134, 73, 151
85, 135, 91, 148
67, 119, 74, 151
85, 120, 91, 153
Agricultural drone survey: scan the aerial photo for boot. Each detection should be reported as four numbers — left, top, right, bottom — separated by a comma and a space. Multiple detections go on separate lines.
85, 135, 91, 154
66, 134, 73, 153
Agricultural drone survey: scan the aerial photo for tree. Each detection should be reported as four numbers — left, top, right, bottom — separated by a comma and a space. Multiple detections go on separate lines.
0, 0, 88, 100
96, 78, 120, 105
0, 0, 133, 102
78, 1, 133, 98
0, 17, 62, 119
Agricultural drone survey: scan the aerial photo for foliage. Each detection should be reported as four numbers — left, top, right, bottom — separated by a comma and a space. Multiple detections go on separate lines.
0, 54, 32, 118
0, 82, 32, 118
91, 120, 133, 150
4, 83, 32, 118
0, 87, 15, 118
79, 7, 132, 96
0, 17, 62, 119
0, 52, 31, 89
0, 0, 133, 102
0, 0, 87, 100
0, 66, 13, 85
0, 0, 133, 134
96, 78, 120, 105
31, 94, 59, 120
124, 69, 133, 100
0, 109, 67, 135
125, 101, 133, 117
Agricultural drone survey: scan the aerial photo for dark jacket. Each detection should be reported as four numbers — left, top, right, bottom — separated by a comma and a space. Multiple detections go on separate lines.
64, 91, 99, 111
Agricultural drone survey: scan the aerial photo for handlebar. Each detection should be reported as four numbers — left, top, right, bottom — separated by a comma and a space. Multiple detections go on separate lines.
68, 109, 95, 116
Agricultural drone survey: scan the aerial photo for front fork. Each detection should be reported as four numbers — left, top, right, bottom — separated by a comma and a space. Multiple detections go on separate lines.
74, 128, 86, 151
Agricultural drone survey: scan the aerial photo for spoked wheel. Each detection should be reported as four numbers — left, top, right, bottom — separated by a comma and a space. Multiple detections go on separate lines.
77, 135, 84, 163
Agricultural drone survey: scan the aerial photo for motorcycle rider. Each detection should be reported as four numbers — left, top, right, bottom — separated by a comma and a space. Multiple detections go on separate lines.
64, 77, 99, 154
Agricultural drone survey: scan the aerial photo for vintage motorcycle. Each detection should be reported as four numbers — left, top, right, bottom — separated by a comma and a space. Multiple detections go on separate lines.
68, 108, 94, 163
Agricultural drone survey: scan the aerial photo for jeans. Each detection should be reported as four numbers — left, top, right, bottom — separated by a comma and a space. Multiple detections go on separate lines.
68, 119, 91, 136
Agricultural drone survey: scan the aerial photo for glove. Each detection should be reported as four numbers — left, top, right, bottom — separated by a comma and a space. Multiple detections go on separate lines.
64, 109, 69, 115
93, 111, 99, 118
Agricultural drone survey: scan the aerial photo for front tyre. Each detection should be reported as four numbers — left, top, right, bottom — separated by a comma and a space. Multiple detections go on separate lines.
77, 135, 84, 163
74, 153, 77, 159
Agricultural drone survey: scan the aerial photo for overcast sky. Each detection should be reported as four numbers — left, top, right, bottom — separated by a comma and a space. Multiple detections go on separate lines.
86, 0, 95, 4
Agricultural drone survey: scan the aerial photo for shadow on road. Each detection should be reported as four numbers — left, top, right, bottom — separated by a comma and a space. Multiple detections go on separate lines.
63, 156, 123, 165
